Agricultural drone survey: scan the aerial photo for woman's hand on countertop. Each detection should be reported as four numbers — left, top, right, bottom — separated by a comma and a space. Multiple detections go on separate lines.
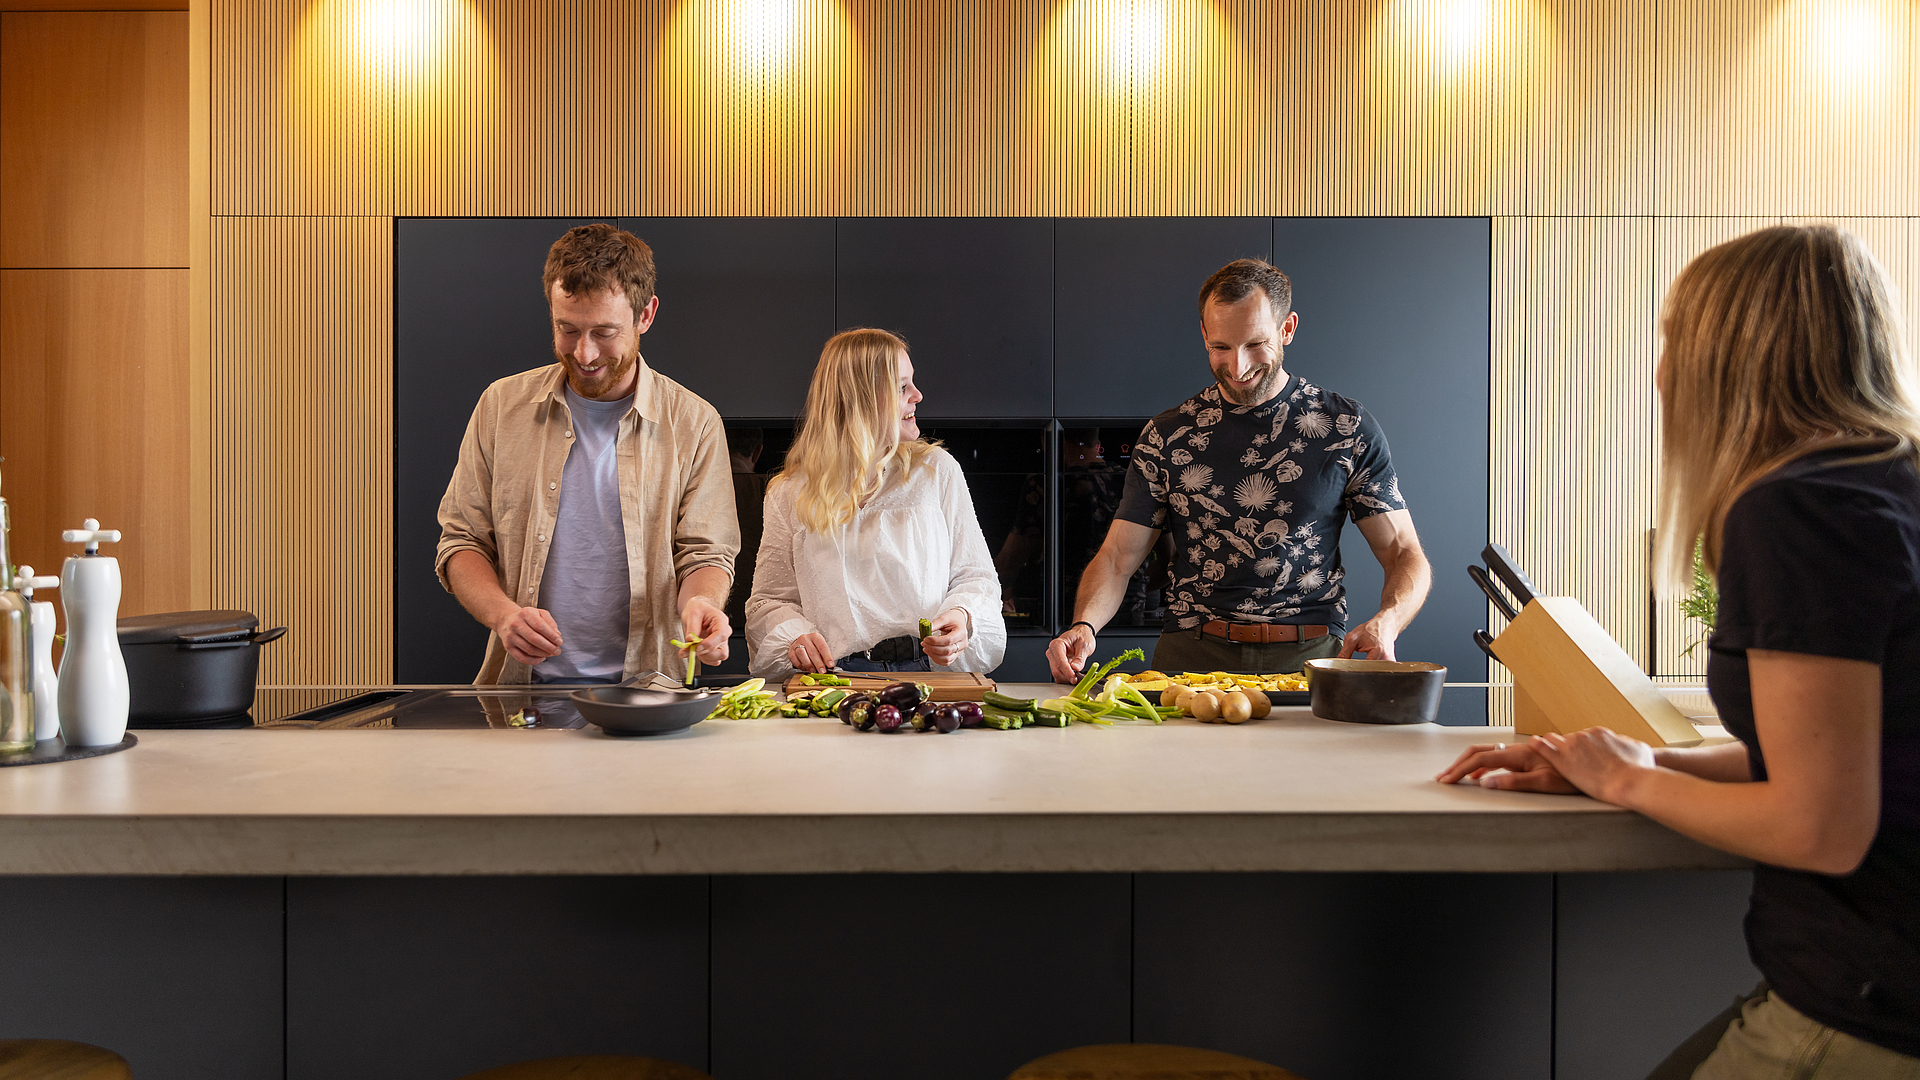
1435, 740, 1581, 795
1530, 728, 1657, 804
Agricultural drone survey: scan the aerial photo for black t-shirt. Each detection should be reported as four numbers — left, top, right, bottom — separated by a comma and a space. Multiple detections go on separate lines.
1707, 448, 1920, 1057
1114, 376, 1406, 633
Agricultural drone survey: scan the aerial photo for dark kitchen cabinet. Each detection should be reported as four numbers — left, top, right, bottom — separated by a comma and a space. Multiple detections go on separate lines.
622, 216, 835, 418
834, 217, 1054, 418
1053, 216, 1272, 416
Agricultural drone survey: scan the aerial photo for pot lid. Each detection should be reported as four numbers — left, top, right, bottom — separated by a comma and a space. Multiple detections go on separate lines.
118, 609, 259, 645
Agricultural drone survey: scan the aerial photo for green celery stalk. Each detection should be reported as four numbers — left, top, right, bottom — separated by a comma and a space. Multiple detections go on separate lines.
1070, 648, 1145, 700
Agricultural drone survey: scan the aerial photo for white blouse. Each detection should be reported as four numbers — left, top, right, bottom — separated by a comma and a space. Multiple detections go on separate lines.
745, 449, 1007, 679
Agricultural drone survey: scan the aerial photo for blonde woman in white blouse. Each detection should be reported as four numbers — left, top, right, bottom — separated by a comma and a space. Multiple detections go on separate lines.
746, 329, 1006, 679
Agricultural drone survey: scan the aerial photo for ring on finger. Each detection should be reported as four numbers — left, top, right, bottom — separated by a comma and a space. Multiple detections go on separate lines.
1493, 743, 1506, 751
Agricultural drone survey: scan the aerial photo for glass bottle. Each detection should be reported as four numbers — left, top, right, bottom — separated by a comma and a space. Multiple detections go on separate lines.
0, 465, 31, 751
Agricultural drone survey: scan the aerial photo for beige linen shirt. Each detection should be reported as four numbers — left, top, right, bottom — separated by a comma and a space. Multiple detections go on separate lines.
435, 361, 739, 684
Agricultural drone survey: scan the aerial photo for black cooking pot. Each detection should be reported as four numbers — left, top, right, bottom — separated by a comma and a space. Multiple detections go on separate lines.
118, 611, 289, 722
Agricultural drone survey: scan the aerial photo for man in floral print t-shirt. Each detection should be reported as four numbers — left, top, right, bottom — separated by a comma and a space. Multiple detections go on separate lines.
1046, 259, 1433, 680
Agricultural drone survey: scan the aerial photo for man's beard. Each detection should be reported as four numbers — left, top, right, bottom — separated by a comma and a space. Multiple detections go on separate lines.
557, 340, 639, 400
1214, 355, 1286, 406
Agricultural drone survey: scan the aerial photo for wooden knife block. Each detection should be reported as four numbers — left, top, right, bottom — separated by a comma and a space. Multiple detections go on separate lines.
1494, 596, 1703, 747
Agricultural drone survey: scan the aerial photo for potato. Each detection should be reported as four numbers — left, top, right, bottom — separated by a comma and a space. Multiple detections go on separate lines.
1188, 690, 1221, 721
1221, 691, 1252, 724
1161, 686, 1187, 709
1243, 688, 1271, 718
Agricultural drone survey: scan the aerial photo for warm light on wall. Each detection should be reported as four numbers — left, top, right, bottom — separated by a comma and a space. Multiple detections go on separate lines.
1821, 2, 1893, 82
355, 0, 425, 73
652, 0, 862, 211
1376, 0, 1502, 73
1029, 0, 1250, 211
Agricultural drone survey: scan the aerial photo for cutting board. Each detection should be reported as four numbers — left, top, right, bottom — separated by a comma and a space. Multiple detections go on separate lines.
783, 671, 996, 701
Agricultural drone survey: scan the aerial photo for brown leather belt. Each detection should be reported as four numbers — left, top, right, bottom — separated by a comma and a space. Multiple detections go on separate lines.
1200, 620, 1330, 644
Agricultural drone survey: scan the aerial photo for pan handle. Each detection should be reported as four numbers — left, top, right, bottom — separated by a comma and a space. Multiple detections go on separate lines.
253, 626, 288, 646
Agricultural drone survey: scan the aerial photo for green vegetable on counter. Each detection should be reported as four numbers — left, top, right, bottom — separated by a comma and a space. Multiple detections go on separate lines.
799, 673, 852, 687
810, 688, 850, 716
706, 678, 782, 720
983, 691, 1037, 712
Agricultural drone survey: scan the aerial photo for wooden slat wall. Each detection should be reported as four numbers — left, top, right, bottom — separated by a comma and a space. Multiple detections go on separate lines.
201, 0, 1920, 689
209, 217, 390, 685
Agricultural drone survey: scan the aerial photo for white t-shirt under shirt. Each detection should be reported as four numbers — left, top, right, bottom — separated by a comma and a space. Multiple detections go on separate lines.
534, 386, 632, 682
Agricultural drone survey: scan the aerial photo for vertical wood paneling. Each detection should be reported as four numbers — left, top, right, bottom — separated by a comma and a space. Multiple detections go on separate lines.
214, 0, 392, 215
1, 12, 188, 268
212, 217, 390, 685
1128, 0, 1267, 215
1657, 0, 1912, 216
1025, 0, 1129, 215
1491, 216, 1656, 707
1525, 0, 1653, 215
0, 270, 191, 620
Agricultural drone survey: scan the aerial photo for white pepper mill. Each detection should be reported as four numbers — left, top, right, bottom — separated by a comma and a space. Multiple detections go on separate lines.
57, 519, 128, 747
12, 567, 59, 742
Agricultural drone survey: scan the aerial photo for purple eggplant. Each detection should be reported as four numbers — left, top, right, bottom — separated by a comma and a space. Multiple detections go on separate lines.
952, 701, 984, 729
909, 700, 940, 732
932, 703, 963, 734
837, 693, 872, 726
876, 681, 925, 712
873, 703, 904, 733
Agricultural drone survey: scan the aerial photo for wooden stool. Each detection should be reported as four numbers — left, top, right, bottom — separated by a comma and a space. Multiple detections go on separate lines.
453, 1056, 713, 1080
1008, 1043, 1308, 1080
0, 1040, 132, 1080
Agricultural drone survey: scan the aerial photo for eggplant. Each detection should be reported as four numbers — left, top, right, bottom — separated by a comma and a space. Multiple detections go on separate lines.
873, 703, 904, 733
909, 700, 940, 732
932, 703, 963, 734
836, 692, 869, 725
876, 681, 925, 712
952, 701, 984, 729
839, 693, 875, 729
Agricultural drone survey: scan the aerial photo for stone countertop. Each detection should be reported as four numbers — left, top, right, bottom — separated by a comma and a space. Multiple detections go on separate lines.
0, 684, 1745, 875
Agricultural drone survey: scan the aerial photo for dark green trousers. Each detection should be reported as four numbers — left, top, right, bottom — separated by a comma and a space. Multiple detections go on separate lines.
1148, 627, 1342, 675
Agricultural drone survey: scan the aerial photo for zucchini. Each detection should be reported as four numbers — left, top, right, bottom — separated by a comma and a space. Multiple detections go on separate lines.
983, 691, 1037, 712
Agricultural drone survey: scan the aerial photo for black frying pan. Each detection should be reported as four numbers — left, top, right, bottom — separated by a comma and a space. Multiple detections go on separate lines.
570, 672, 719, 737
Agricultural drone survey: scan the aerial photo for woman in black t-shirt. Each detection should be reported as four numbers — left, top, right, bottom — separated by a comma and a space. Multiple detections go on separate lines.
1440, 224, 1920, 1076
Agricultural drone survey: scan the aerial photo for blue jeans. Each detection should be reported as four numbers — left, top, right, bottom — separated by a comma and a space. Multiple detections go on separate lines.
835, 654, 932, 673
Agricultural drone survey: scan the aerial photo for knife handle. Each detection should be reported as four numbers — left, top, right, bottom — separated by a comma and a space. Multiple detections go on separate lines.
1467, 565, 1520, 621
1483, 542, 1541, 606
1473, 629, 1500, 661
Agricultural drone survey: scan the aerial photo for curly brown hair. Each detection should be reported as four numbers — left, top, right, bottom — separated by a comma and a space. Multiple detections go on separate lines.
542, 223, 657, 319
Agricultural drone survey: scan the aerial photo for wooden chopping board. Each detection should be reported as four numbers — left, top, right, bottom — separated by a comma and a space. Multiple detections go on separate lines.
783, 671, 996, 701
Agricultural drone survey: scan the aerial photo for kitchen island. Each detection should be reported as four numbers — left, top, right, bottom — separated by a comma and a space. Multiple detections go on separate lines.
0, 684, 1742, 876
0, 685, 1757, 1080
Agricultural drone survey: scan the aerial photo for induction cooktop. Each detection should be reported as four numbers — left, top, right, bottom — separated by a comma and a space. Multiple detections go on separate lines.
134, 675, 698, 730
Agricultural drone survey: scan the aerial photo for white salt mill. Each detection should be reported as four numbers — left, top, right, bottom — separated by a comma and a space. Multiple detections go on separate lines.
58, 519, 128, 746
12, 567, 58, 742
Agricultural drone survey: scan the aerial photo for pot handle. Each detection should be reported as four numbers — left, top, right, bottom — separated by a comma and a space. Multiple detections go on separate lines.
177, 626, 289, 650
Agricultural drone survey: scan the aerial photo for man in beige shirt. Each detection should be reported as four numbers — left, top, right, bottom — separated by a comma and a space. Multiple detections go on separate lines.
436, 224, 739, 684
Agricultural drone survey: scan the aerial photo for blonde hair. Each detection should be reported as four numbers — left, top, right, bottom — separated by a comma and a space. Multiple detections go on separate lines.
1657, 224, 1920, 589
774, 328, 939, 534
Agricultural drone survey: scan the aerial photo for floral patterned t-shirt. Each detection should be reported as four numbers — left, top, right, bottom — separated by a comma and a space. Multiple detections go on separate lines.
1114, 375, 1406, 634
